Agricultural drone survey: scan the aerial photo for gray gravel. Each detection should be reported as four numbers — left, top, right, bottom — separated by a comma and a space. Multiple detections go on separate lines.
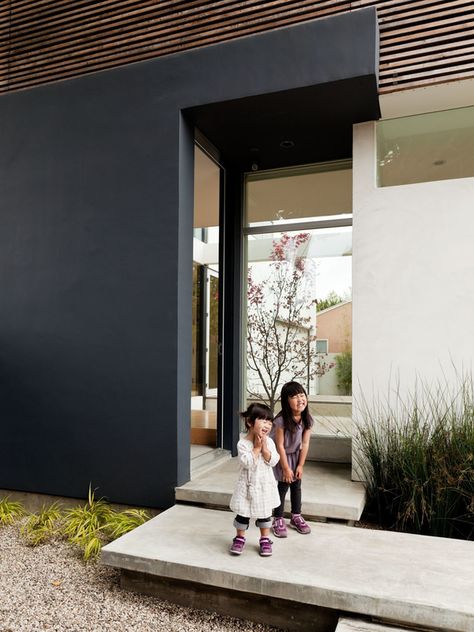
0, 523, 279, 632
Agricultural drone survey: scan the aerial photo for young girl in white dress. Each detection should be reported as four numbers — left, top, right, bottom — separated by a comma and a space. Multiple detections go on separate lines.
229, 403, 280, 557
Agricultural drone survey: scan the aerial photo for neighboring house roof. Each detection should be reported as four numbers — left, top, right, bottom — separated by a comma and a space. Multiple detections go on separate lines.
316, 300, 352, 316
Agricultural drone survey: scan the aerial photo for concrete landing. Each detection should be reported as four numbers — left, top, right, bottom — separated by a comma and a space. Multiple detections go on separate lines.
176, 458, 366, 522
101, 505, 474, 632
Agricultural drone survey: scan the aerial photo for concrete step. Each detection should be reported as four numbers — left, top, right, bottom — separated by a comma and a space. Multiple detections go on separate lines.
190, 447, 232, 479
309, 416, 352, 464
336, 618, 430, 632
177, 458, 366, 522
101, 504, 474, 632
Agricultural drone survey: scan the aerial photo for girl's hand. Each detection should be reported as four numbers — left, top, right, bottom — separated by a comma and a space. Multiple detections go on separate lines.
253, 434, 262, 450
261, 435, 272, 462
283, 468, 294, 483
295, 465, 304, 480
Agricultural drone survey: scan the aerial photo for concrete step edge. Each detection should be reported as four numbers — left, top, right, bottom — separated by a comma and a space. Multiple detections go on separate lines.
189, 449, 232, 479
336, 616, 430, 632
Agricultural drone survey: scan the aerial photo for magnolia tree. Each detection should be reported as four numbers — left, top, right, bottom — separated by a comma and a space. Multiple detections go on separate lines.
246, 232, 334, 411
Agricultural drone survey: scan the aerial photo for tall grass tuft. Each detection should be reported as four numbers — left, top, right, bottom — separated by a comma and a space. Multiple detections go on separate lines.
0, 497, 26, 525
63, 486, 113, 560
355, 376, 474, 539
104, 508, 150, 540
21, 502, 64, 545
63, 486, 151, 560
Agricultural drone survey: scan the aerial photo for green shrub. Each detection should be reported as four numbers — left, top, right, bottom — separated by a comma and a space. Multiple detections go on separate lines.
336, 351, 352, 395
355, 377, 474, 539
0, 497, 26, 525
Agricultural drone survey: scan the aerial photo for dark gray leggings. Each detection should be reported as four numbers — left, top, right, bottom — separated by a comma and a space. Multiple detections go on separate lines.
273, 479, 302, 517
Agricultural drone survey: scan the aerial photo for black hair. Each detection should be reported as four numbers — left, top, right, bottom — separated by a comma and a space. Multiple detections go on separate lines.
241, 402, 273, 430
276, 381, 313, 433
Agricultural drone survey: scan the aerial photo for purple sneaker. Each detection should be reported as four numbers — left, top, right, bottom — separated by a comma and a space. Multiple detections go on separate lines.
272, 517, 288, 538
290, 514, 311, 534
229, 535, 246, 555
259, 536, 273, 557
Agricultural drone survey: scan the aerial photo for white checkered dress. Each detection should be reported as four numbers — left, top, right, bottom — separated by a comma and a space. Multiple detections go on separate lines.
229, 436, 280, 518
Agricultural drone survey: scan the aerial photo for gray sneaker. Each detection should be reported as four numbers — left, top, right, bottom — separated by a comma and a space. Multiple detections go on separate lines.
272, 517, 288, 538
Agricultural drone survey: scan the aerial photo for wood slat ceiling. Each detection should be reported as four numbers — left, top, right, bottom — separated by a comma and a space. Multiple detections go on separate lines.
1, 0, 473, 94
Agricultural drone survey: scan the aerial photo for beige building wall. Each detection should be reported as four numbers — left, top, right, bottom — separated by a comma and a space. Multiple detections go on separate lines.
316, 302, 352, 353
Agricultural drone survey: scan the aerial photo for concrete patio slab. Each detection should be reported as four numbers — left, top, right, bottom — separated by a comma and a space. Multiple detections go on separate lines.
102, 505, 474, 632
176, 458, 366, 521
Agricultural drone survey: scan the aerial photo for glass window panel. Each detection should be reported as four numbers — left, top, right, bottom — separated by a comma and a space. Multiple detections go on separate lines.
192, 263, 203, 396
192, 144, 220, 450
244, 227, 352, 411
316, 339, 328, 354
377, 105, 474, 187
208, 274, 219, 390
245, 161, 352, 227
194, 145, 220, 230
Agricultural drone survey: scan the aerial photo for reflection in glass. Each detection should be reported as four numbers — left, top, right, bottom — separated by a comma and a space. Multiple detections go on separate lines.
377, 105, 474, 187
191, 145, 220, 449
244, 160, 353, 434
191, 263, 203, 396
208, 273, 219, 390
245, 227, 352, 411
246, 160, 352, 227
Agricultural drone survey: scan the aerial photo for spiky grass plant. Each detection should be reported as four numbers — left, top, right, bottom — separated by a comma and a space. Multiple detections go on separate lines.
21, 502, 64, 546
63, 486, 113, 560
104, 508, 150, 540
355, 376, 474, 539
62, 486, 151, 560
0, 496, 26, 525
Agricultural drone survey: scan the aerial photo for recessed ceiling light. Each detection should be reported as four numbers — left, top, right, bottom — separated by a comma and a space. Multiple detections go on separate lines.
280, 140, 295, 149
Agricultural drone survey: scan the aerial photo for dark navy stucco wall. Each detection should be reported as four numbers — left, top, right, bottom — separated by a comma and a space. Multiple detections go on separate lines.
0, 8, 378, 507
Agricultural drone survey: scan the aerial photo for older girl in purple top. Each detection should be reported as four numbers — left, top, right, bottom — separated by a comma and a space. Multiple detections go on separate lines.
271, 381, 313, 537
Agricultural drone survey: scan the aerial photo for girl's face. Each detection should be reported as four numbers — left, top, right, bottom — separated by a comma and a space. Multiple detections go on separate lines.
251, 418, 273, 436
288, 392, 307, 417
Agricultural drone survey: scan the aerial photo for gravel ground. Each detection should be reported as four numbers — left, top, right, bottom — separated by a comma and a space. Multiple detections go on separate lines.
0, 523, 279, 632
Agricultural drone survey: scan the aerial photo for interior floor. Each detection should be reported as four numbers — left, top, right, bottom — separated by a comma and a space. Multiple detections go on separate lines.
191, 409, 217, 447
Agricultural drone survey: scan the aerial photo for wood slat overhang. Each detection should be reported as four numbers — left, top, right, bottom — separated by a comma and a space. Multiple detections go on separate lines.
1, 0, 474, 94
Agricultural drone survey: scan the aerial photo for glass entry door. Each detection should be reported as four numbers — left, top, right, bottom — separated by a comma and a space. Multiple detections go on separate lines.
243, 161, 353, 425
191, 144, 221, 454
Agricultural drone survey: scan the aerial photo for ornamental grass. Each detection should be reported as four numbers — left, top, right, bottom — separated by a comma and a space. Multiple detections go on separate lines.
355, 376, 474, 540
0, 486, 151, 561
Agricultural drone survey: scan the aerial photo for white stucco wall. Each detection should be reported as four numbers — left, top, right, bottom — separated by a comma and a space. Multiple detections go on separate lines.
352, 122, 474, 474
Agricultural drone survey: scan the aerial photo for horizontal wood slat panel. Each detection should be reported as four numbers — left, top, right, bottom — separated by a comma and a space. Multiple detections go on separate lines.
1, 1, 474, 94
